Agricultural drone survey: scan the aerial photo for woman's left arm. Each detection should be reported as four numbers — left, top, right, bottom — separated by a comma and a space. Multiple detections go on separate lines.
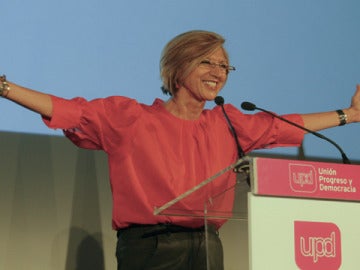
301, 84, 360, 132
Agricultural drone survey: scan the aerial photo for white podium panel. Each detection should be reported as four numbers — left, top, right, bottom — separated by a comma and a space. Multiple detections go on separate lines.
248, 193, 360, 270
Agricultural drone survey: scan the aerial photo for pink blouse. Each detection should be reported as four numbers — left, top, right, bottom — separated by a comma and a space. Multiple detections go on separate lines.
43, 95, 304, 229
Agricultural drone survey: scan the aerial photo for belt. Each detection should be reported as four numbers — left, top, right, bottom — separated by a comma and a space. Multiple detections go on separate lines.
117, 223, 209, 239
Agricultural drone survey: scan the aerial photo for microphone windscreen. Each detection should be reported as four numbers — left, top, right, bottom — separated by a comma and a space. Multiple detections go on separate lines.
241, 101, 256, 111
214, 96, 224, 106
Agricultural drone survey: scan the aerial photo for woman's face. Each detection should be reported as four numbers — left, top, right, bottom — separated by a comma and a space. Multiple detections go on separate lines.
177, 47, 229, 102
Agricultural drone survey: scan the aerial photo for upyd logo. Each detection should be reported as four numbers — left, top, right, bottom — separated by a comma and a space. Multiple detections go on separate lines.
294, 221, 341, 270
289, 164, 317, 193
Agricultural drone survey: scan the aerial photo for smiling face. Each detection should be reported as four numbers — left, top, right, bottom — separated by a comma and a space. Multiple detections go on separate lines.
176, 47, 229, 103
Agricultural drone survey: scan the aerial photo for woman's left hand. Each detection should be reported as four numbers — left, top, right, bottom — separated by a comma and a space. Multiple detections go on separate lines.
346, 84, 360, 123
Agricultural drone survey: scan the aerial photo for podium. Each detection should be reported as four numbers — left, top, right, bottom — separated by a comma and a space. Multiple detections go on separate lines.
154, 157, 360, 269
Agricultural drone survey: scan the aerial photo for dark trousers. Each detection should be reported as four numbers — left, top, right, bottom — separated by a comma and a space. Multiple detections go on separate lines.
116, 224, 224, 270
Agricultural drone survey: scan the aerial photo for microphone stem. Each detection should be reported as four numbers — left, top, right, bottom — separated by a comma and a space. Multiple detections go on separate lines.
220, 105, 245, 159
257, 107, 351, 164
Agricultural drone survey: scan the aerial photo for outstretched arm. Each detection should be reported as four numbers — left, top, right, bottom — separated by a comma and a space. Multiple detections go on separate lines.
301, 84, 360, 131
1, 76, 53, 118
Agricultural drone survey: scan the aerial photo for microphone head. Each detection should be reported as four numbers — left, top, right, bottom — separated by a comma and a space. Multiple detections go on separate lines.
241, 101, 256, 111
214, 96, 224, 106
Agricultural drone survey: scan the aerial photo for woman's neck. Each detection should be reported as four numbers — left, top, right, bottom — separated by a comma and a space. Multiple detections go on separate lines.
163, 96, 205, 120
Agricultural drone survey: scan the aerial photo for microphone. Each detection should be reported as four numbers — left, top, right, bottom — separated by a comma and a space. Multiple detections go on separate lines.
214, 96, 225, 106
215, 96, 244, 159
241, 101, 351, 164
215, 96, 250, 184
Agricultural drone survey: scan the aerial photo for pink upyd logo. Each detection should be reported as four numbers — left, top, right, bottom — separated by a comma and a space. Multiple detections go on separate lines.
294, 221, 342, 270
289, 164, 317, 193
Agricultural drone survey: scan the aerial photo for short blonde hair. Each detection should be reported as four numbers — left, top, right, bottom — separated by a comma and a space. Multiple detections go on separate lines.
160, 30, 228, 95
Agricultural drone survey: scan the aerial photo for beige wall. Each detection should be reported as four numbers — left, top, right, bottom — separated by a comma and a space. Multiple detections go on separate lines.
0, 132, 116, 270
0, 131, 252, 270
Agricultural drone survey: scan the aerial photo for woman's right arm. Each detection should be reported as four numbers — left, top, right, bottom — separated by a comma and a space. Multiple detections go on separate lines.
1, 77, 53, 118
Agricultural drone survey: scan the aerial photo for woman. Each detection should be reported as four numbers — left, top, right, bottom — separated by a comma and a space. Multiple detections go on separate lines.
1, 30, 359, 269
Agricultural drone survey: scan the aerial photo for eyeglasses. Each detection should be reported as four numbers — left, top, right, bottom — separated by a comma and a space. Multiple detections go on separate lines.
199, 60, 236, 74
